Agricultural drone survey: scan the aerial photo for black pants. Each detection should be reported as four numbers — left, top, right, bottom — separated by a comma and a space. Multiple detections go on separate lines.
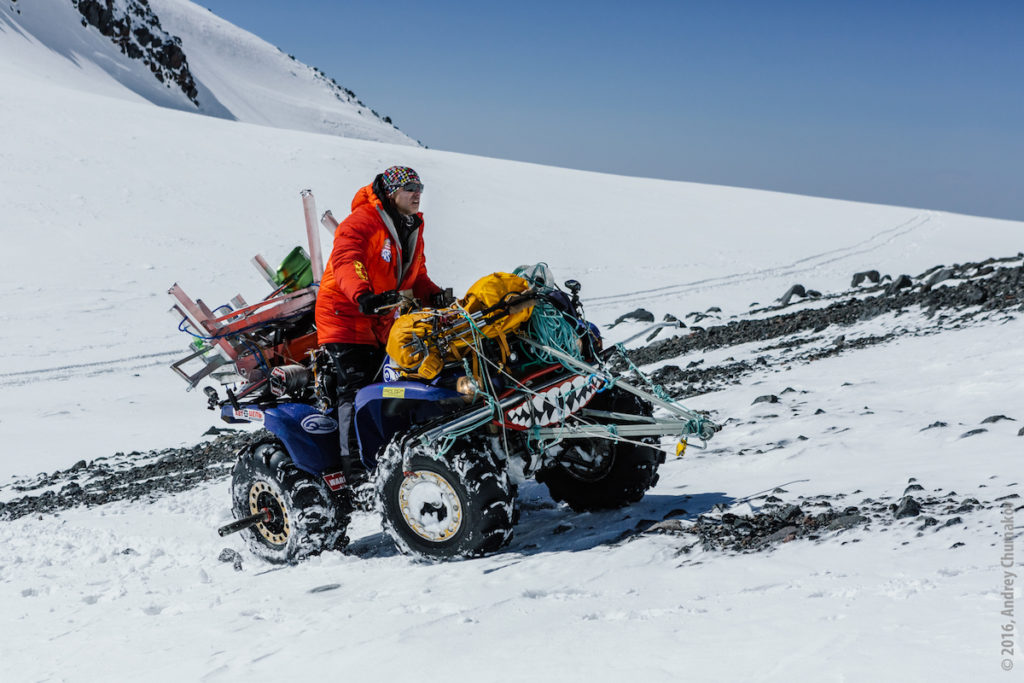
322, 343, 386, 473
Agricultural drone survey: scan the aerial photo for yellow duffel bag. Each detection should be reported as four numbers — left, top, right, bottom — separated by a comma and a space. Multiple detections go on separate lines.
386, 272, 535, 380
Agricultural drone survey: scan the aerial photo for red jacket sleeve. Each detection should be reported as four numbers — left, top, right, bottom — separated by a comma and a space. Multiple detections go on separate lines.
329, 209, 376, 303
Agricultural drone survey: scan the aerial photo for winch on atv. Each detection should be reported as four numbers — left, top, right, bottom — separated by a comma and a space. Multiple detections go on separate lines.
168, 190, 719, 563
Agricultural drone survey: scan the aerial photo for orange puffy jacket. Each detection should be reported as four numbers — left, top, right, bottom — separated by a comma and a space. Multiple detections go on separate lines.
315, 183, 442, 346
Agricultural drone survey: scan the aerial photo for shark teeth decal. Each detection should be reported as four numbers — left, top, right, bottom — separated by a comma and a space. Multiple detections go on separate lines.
500, 375, 604, 430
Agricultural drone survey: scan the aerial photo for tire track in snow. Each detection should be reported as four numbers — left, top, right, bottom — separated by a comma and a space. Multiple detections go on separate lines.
582, 212, 934, 311
0, 350, 182, 387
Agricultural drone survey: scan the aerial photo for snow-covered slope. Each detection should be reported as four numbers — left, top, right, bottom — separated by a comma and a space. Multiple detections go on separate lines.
0, 18, 1022, 682
0, 0, 415, 143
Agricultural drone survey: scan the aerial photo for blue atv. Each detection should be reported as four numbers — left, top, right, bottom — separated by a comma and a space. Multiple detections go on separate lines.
193, 277, 714, 563
168, 194, 716, 563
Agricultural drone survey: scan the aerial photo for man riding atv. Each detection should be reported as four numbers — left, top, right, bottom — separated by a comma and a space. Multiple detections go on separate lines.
315, 166, 450, 486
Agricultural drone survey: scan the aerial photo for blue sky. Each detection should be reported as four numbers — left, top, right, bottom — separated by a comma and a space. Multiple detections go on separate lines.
197, 1, 1023, 220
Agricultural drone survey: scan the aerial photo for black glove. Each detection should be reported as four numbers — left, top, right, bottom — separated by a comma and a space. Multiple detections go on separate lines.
357, 290, 401, 314
430, 288, 456, 308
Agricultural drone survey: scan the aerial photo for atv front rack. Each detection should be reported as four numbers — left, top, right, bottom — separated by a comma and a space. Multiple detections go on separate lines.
412, 338, 718, 451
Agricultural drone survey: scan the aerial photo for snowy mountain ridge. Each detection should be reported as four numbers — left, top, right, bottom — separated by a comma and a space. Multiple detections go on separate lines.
0, 0, 417, 143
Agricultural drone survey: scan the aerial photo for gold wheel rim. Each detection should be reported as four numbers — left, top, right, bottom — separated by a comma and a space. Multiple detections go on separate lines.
249, 481, 290, 545
398, 471, 464, 542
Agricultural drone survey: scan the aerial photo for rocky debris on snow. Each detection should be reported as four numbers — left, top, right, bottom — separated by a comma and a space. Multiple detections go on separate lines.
981, 415, 1016, 424
644, 519, 688, 534
649, 360, 755, 399
885, 274, 914, 296
828, 514, 869, 530
960, 428, 988, 438
685, 309, 722, 324
308, 584, 342, 593
893, 496, 922, 519
767, 525, 799, 542
953, 498, 980, 513
619, 257, 1024, 399
1018, 427, 1024, 437
611, 308, 655, 326
660, 485, 996, 554
664, 313, 685, 327
218, 548, 244, 571
924, 268, 956, 287
966, 286, 988, 304
921, 421, 948, 431
0, 430, 265, 521
778, 284, 821, 306
672, 502, 856, 553
752, 394, 780, 405
852, 270, 881, 287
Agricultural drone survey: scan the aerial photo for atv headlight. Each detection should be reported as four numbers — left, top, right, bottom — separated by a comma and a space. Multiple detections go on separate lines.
456, 376, 479, 398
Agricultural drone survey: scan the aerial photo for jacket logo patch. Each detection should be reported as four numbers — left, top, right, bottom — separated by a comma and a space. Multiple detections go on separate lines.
353, 261, 369, 281
381, 239, 393, 263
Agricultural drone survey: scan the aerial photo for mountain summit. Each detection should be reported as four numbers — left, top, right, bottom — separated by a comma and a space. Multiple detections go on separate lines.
0, 0, 417, 144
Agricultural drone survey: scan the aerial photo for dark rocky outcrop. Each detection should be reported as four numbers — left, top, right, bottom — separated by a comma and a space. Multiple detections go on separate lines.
72, 0, 199, 105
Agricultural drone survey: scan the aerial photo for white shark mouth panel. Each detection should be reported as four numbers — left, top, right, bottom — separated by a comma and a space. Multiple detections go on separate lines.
500, 374, 604, 430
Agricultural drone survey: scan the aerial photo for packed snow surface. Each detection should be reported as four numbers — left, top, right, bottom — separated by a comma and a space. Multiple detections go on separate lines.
1, 5, 1022, 681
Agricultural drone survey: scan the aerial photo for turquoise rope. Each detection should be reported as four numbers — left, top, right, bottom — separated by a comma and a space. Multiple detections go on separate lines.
614, 343, 674, 402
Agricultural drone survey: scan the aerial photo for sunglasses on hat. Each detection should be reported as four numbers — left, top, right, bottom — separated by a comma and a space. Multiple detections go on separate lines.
399, 182, 424, 193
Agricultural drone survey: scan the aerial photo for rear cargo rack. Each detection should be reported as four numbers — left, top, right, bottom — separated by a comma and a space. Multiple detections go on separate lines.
169, 190, 338, 391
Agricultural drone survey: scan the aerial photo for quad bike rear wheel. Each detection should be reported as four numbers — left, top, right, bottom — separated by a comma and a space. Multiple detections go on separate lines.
537, 388, 666, 511
376, 435, 515, 560
230, 441, 351, 564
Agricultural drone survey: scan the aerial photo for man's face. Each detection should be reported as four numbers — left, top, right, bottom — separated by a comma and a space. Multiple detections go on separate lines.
391, 185, 422, 216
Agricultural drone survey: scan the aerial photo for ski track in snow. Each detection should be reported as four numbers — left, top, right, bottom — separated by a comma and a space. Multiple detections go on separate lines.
0, 350, 182, 387
584, 212, 933, 310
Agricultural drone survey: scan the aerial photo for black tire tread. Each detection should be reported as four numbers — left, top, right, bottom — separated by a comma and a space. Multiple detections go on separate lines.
375, 435, 515, 560
230, 441, 352, 564
537, 388, 666, 512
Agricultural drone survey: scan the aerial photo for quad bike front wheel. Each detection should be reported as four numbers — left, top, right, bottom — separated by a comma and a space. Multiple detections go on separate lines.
376, 435, 516, 560
230, 441, 351, 564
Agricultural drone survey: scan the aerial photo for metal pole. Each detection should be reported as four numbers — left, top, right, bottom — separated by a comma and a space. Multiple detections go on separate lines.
301, 190, 324, 283
321, 210, 339, 236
